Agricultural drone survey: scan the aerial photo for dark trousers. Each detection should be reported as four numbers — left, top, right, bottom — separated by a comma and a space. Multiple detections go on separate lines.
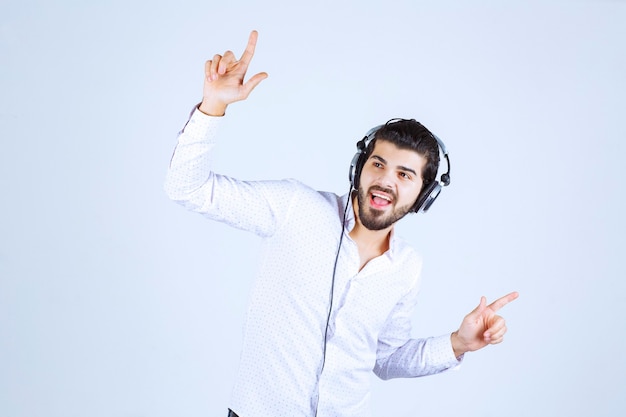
227, 409, 239, 417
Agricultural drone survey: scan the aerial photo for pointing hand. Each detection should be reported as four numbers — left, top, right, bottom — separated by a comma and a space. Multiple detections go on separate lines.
451, 292, 519, 357
199, 30, 268, 116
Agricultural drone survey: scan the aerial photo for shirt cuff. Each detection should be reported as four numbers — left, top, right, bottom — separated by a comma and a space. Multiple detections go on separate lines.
178, 105, 223, 145
431, 333, 464, 369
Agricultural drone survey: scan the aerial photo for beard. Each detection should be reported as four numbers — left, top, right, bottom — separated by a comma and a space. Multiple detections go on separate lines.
356, 186, 414, 231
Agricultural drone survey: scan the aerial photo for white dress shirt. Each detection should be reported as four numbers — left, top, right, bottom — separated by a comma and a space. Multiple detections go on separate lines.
164, 109, 461, 417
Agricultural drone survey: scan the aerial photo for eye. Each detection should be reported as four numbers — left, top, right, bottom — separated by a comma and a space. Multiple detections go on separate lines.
373, 161, 383, 168
399, 172, 411, 180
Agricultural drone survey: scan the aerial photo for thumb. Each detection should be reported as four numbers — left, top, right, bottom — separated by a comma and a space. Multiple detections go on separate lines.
472, 296, 487, 315
241, 72, 268, 98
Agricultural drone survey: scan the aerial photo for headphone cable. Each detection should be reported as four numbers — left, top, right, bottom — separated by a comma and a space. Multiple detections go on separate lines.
315, 186, 352, 416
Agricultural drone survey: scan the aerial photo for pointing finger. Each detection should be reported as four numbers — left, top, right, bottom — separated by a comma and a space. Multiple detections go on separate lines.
488, 291, 519, 312
239, 30, 259, 67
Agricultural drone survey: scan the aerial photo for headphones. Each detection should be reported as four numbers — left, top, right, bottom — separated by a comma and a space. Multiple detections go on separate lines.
348, 118, 451, 213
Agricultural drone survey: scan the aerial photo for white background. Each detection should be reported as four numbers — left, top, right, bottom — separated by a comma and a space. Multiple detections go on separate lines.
1, 1, 625, 416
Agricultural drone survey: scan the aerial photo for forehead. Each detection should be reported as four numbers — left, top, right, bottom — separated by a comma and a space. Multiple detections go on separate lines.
369, 140, 427, 172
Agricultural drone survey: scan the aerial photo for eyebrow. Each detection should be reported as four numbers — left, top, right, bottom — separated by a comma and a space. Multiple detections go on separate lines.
371, 155, 418, 177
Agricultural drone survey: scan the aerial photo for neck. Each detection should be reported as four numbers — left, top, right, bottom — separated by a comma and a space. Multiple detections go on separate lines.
348, 195, 392, 255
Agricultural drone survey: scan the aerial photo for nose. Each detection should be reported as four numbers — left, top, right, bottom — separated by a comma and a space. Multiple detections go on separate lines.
375, 169, 396, 190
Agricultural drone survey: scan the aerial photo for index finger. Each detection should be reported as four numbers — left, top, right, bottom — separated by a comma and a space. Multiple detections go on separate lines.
488, 291, 519, 312
239, 30, 259, 66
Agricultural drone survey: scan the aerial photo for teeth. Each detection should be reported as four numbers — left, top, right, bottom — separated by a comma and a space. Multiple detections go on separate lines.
372, 192, 391, 201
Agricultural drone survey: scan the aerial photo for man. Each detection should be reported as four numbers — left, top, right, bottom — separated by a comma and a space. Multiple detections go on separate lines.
164, 31, 518, 417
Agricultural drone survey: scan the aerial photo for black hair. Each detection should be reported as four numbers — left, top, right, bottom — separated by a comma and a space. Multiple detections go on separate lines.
363, 118, 440, 187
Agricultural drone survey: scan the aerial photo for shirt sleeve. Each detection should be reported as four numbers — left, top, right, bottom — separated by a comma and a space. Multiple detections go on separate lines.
373, 280, 463, 380
164, 107, 300, 237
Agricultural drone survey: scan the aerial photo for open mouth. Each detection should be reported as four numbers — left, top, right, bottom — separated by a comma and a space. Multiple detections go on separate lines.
369, 190, 393, 209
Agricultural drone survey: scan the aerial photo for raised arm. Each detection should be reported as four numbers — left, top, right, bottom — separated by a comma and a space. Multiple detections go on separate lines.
165, 31, 294, 237
199, 30, 268, 116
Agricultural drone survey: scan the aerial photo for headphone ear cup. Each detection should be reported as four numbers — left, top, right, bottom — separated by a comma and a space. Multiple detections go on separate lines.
349, 151, 363, 190
349, 137, 370, 190
412, 181, 441, 213
352, 152, 370, 191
